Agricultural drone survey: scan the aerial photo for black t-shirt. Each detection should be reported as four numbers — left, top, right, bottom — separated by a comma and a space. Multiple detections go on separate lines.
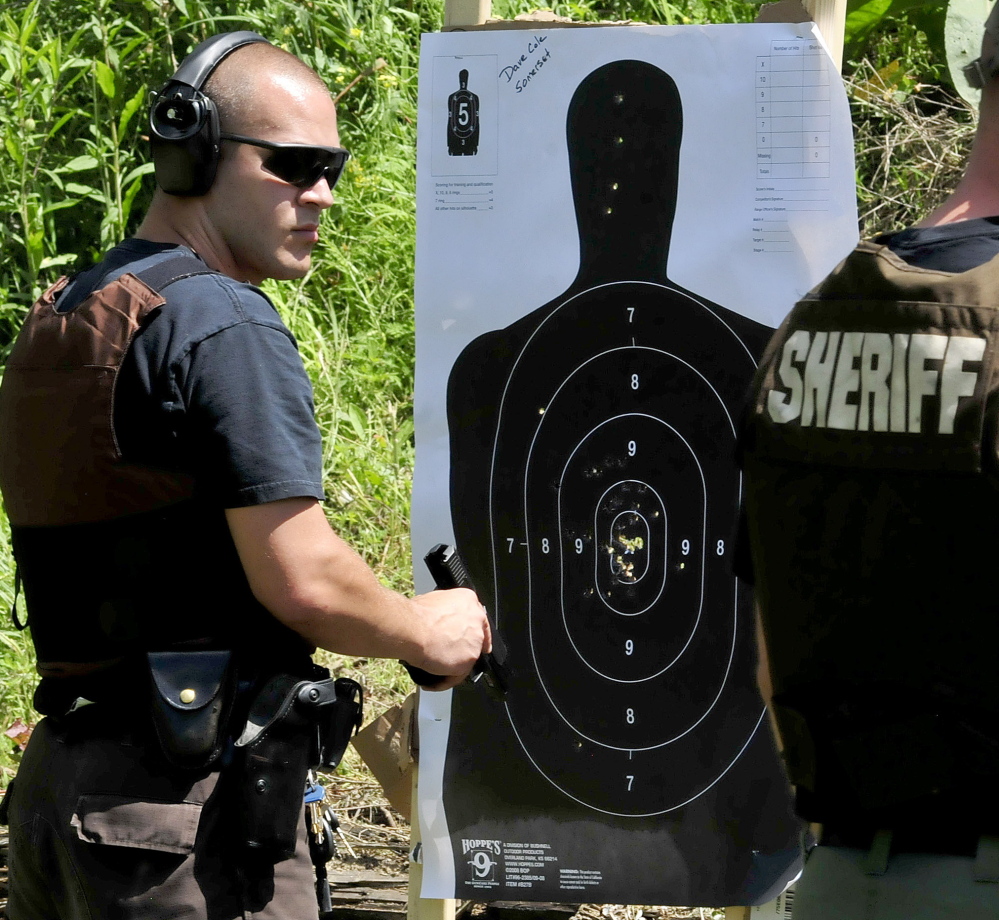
875, 215, 999, 273
68, 238, 326, 507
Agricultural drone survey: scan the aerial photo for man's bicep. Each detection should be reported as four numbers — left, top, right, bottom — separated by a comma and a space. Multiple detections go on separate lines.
225, 498, 334, 620
225, 498, 412, 655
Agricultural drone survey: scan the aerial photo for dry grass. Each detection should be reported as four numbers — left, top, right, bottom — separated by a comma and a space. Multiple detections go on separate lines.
575, 908, 725, 919
324, 774, 411, 876
848, 61, 977, 238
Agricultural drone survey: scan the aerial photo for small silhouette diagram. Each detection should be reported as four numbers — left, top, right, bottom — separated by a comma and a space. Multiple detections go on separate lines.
447, 69, 479, 156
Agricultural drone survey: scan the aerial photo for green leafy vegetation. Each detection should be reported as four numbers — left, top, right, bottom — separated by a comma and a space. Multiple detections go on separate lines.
842, 0, 978, 237
0, 0, 982, 785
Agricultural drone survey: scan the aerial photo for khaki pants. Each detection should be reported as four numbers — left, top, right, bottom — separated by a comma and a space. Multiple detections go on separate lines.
3, 711, 319, 920
792, 844, 999, 919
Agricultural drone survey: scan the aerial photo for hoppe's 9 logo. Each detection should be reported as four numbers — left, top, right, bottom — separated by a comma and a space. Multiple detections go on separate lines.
462, 839, 502, 880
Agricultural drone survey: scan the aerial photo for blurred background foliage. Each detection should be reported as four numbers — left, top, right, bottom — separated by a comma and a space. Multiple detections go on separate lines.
0, 0, 982, 776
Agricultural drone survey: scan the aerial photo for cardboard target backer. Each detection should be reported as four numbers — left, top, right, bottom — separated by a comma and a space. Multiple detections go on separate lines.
412, 21, 857, 906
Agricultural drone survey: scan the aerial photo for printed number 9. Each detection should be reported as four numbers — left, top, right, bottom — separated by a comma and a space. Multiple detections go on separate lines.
471, 851, 492, 878
627, 440, 637, 457
575, 538, 584, 554
625, 639, 634, 656
681, 539, 690, 556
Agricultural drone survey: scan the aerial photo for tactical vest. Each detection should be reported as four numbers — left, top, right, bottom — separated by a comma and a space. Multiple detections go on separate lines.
743, 240, 999, 826
0, 255, 311, 709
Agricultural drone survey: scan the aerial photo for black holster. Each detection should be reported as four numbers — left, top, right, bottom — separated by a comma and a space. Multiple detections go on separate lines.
147, 649, 236, 771
234, 673, 363, 859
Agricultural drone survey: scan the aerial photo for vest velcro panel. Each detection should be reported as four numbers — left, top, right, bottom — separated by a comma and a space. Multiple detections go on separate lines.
0, 271, 195, 526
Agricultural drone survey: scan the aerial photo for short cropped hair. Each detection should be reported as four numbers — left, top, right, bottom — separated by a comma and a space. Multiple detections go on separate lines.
204, 43, 331, 134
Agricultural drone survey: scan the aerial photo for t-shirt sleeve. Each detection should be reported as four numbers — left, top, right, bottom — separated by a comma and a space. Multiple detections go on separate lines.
182, 319, 325, 507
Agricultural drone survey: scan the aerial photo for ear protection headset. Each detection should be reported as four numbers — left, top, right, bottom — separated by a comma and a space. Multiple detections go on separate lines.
149, 31, 270, 196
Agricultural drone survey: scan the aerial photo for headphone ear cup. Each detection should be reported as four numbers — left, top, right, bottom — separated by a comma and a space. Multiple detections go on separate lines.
147, 32, 269, 197
149, 87, 221, 196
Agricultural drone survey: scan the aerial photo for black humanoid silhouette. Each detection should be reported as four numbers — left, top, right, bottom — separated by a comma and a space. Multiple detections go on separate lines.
447, 68, 479, 156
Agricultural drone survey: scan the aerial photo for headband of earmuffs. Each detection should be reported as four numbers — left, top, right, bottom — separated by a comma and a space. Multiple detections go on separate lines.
149, 31, 270, 196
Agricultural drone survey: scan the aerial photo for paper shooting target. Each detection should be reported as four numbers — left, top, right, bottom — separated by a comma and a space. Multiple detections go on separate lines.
447, 60, 780, 816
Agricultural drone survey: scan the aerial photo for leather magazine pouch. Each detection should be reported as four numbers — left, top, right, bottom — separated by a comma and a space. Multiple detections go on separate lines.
147, 649, 235, 771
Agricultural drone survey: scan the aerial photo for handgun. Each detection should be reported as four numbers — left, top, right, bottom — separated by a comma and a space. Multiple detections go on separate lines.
399, 544, 508, 700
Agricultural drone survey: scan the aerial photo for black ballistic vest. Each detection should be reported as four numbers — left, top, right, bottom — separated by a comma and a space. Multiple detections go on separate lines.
743, 241, 999, 827
0, 257, 311, 709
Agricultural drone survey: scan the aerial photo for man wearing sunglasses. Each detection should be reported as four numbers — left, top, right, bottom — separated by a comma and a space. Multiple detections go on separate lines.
0, 33, 489, 920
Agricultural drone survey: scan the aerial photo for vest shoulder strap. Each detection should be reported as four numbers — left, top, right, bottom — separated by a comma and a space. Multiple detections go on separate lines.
133, 253, 216, 293
56, 252, 215, 315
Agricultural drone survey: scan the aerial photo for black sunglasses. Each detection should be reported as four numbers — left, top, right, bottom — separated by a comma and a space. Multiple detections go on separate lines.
220, 133, 351, 190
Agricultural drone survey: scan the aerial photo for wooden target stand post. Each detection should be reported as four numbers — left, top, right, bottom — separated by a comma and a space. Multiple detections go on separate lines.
405, 3, 848, 920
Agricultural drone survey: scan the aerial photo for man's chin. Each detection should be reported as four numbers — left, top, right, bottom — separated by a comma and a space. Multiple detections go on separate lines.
271, 256, 312, 281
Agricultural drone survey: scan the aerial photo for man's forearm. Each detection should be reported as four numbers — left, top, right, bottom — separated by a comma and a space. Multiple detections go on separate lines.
225, 498, 489, 682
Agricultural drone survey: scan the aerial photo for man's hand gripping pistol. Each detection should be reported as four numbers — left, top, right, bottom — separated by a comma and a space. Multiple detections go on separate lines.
400, 543, 509, 700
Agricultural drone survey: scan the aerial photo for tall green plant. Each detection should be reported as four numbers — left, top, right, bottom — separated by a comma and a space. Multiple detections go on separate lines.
491, 0, 758, 23
843, 0, 949, 87
0, 1, 90, 323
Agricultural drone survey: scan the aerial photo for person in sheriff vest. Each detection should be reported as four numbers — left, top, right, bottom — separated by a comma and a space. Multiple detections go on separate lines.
0, 32, 490, 920
739, 5, 999, 918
